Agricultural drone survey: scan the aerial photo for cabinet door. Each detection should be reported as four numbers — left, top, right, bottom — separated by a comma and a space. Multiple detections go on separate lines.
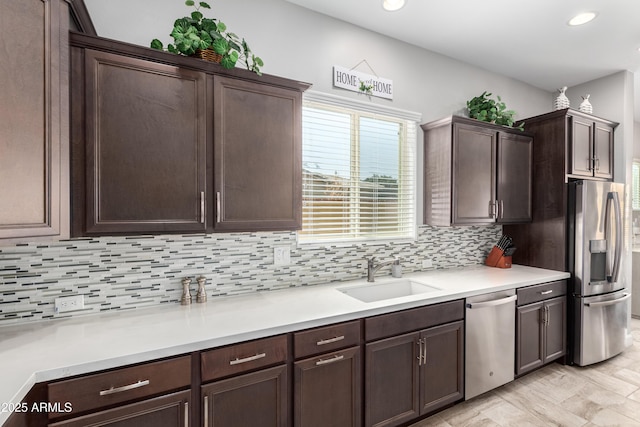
365, 332, 420, 427
48, 390, 190, 427
80, 49, 207, 235
452, 123, 496, 224
294, 346, 361, 427
593, 123, 614, 179
515, 302, 544, 376
0, 0, 69, 240
420, 321, 464, 415
543, 296, 566, 363
201, 365, 288, 427
569, 116, 594, 178
497, 133, 532, 223
213, 76, 302, 231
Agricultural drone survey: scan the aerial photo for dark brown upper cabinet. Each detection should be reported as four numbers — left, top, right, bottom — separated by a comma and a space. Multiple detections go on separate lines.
522, 109, 616, 181
72, 48, 208, 235
422, 116, 532, 226
0, 0, 71, 241
69, 33, 310, 236
213, 76, 303, 232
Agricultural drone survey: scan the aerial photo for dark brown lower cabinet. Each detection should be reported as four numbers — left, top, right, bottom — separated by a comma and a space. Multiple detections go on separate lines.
294, 346, 361, 427
365, 321, 464, 427
201, 365, 288, 427
516, 296, 566, 376
48, 390, 190, 427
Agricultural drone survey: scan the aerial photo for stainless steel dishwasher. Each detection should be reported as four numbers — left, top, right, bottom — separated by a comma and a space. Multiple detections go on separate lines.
465, 290, 516, 400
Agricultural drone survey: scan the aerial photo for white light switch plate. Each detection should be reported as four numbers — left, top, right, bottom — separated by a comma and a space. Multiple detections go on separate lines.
273, 247, 291, 266
422, 259, 433, 269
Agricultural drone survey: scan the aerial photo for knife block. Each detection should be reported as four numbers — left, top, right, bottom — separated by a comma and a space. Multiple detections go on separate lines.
485, 246, 512, 269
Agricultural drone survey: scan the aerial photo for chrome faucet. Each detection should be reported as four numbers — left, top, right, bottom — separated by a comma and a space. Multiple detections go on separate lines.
365, 257, 397, 282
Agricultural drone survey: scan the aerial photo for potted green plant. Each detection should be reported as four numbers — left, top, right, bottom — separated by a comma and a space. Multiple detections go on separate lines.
150, 1, 264, 75
466, 91, 524, 131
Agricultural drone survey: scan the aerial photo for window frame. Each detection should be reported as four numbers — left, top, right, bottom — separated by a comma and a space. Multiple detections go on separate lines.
298, 91, 421, 245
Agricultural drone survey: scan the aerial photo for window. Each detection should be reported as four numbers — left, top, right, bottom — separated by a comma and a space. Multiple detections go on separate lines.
299, 92, 419, 243
633, 160, 640, 210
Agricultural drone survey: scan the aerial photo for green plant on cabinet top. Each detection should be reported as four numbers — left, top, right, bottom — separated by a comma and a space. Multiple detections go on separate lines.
466, 91, 524, 131
150, 0, 264, 75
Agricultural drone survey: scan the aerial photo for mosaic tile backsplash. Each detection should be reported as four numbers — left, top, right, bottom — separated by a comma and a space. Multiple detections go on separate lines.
0, 225, 501, 324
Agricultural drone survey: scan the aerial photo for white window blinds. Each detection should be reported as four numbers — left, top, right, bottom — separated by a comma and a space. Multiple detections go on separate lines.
299, 92, 419, 243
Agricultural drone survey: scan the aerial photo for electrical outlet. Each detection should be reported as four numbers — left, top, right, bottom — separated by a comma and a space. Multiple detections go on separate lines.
55, 295, 85, 313
422, 259, 433, 269
273, 246, 291, 266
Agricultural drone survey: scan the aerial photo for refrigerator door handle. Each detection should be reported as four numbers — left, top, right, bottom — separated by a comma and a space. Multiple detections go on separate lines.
584, 292, 630, 307
606, 191, 622, 283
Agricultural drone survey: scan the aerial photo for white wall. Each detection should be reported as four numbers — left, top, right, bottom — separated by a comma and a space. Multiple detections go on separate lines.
84, 0, 552, 123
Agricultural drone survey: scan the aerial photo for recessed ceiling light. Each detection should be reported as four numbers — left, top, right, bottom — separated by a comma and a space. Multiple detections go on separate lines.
568, 12, 597, 26
383, 0, 406, 12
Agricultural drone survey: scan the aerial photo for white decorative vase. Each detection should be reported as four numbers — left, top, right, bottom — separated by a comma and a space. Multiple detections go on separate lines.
579, 94, 593, 114
554, 86, 570, 110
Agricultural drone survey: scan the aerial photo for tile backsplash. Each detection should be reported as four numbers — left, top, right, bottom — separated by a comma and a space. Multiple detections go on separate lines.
0, 225, 501, 324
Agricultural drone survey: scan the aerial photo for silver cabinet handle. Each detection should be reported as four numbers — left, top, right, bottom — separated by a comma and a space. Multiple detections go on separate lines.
315, 354, 344, 366
200, 191, 205, 224
488, 199, 499, 218
584, 293, 631, 308
203, 395, 209, 427
417, 339, 423, 366
229, 352, 266, 365
499, 200, 504, 219
546, 305, 550, 325
421, 339, 427, 365
99, 379, 150, 396
316, 335, 345, 346
540, 290, 553, 295
216, 191, 221, 223
184, 401, 189, 427
466, 294, 517, 309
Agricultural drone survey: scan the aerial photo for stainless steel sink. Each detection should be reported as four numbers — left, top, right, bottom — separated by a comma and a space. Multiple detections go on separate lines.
338, 280, 440, 303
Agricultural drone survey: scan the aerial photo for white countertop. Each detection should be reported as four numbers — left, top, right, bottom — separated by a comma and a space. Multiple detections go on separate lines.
0, 264, 569, 425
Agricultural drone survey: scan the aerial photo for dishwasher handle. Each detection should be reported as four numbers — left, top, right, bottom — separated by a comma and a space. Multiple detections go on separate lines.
466, 294, 517, 309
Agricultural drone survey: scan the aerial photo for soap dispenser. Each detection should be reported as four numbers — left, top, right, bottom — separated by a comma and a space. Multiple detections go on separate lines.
391, 259, 402, 278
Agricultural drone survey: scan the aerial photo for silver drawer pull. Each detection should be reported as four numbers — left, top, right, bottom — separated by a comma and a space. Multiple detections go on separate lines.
540, 290, 553, 295
315, 354, 344, 366
229, 352, 266, 365
99, 379, 150, 396
316, 335, 345, 346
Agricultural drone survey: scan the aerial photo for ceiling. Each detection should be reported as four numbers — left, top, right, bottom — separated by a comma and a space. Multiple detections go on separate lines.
285, 0, 640, 120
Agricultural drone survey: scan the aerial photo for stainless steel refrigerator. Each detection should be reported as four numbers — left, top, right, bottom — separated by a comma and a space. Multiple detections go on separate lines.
569, 180, 633, 366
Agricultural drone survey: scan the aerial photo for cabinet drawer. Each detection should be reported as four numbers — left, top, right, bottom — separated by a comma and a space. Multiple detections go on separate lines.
294, 320, 361, 359
201, 335, 288, 382
365, 300, 464, 342
48, 355, 191, 419
517, 280, 567, 306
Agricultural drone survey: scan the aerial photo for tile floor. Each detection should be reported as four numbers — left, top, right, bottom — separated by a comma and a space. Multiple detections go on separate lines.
412, 317, 640, 427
